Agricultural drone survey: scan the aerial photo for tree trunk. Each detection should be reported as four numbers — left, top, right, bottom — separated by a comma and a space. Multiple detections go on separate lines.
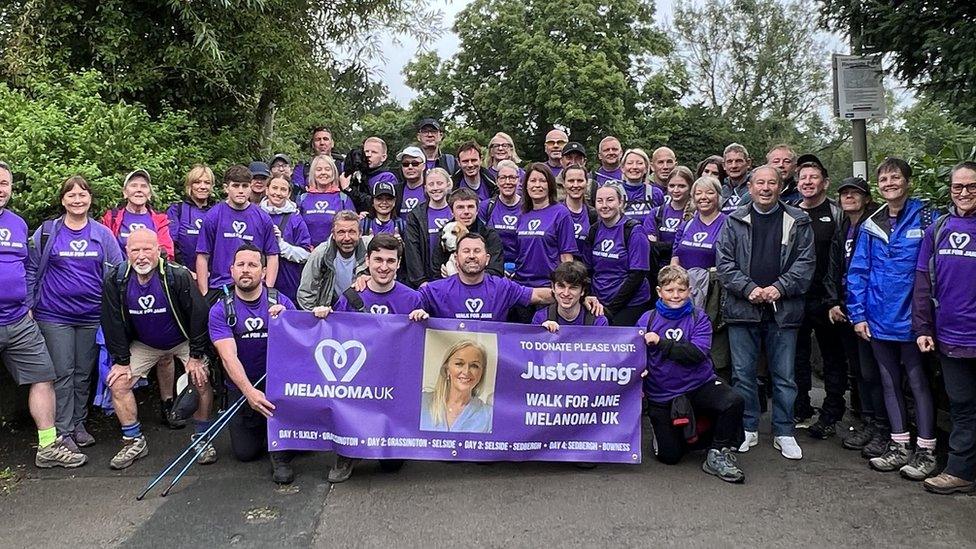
255, 85, 277, 158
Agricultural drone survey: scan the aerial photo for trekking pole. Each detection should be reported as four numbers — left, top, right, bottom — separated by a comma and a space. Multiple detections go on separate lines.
136, 374, 266, 500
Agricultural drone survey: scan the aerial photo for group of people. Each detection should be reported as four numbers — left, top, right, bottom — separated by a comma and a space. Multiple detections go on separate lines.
0, 117, 974, 495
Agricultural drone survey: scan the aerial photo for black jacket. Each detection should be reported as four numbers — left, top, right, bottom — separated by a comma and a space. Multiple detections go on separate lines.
101, 260, 209, 366
452, 168, 499, 198
404, 202, 438, 288
431, 217, 505, 280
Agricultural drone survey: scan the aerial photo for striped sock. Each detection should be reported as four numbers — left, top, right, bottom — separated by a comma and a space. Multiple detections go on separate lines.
891, 432, 911, 445
917, 437, 936, 450
38, 427, 57, 448
121, 422, 142, 439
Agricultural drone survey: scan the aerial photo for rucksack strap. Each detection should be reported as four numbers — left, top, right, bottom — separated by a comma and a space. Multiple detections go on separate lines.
546, 303, 558, 322
928, 213, 951, 304
342, 287, 366, 312
583, 309, 596, 326
221, 286, 237, 328
275, 212, 292, 234
484, 198, 498, 223
267, 287, 279, 306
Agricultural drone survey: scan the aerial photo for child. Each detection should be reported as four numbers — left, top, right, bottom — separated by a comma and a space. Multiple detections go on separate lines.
638, 265, 745, 483
533, 261, 609, 330
361, 181, 405, 237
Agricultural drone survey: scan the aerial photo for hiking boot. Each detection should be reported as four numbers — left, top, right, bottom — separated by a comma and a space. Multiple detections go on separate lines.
774, 436, 803, 460
869, 441, 911, 472
900, 448, 937, 481
60, 434, 82, 454
191, 434, 217, 465
110, 436, 149, 470
72, 424, 96, 447
794, 403, 816, 427
328, 456, 355, 483
843, 422, 874, 450
270, 452, 294, 485
737, 431, 758, 453
35, 437, 88, 468
807, 419, 836, 440
161, 399, 186, 430
702, 448, 745, 484
923, 473, 976, 495
861, 431, 888, 459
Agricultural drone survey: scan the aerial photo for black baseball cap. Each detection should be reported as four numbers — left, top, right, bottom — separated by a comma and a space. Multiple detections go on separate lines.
417, 118, 442, 131
796, 153, 828, 178
269, 153, 291, 166
248, 161, 271, 178
562, 142, 587, 157
837, 176, 870, 195
373, 181, 396, 197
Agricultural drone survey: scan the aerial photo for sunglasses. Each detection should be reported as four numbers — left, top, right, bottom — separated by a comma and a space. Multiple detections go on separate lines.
545, 140, 568, 146
401, 161, 423, 168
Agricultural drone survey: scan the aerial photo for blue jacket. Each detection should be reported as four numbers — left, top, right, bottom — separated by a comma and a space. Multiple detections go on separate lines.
846, 198, 937, 342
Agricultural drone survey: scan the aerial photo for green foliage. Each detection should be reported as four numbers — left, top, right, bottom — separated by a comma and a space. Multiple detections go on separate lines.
909, 144, 976, 208
0, 72, 228, 228
819, 0, 976, 127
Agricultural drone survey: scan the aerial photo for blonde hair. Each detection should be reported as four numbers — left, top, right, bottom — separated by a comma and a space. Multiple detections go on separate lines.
657, 265, 690, 288
691, 175, 722, 214
428, 340, 489, 427
308, 154, 338, 190
426, 167, 452, 188
621, 148, 651, 182
184, 164, 215, 196
486, 132, 522, 167
667, 166, 696, 221
364, 136, 388, 154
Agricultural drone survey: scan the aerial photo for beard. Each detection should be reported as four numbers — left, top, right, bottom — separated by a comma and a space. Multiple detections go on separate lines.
132, 262, 154, 275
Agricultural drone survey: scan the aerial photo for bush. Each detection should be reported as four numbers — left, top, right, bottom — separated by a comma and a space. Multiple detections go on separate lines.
0, 71, 239, 228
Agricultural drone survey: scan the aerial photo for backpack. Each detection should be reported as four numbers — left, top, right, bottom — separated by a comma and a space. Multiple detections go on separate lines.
275, 212, 293, 235
113, 260, 189, 340
586, 218, 656, 282
439, 153, 458, 176
545, 303, 596, 325
339, 287, 366, 313
361, 216, 406, 236
926, 212, 951, 307
221, 286, 279, 328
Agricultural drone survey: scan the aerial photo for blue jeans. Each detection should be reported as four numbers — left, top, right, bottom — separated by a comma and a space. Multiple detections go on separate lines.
729, 322, 798, 436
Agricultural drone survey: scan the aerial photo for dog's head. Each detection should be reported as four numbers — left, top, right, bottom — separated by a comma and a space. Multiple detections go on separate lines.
440, 221, 469, 252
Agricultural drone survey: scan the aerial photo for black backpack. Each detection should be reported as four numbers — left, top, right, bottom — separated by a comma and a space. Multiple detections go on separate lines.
339, 287, 366, 313
222, 286, 279, 328
545, 303, 596, 325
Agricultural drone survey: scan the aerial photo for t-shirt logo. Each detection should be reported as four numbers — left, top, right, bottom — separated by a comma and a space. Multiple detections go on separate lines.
574, 223, 583, 237
404, 198, 419, 209
314, 339, 367, 383
600, 239, 614, 252
664, 218, 680, 231
664, 328, 684, 341
315, 200, 329, 210
464, 298, 484, 313
528, 219, 542, 231
949, 232, 971, 250
69, 239, 89, 252
0, 228, 10, 241
845, 239, 853, 256
232, 221, 248, 237
194, 218, 203, 229
243, 316, 264, 331
631, 203, 647, 212
729, 195, 741, 205
138, 295, 155, 311
128, 223, 147, 231
369, 304, 389, 315
692, 231, 708, 244
502, 215, 518, 227
434, 218, 448, 229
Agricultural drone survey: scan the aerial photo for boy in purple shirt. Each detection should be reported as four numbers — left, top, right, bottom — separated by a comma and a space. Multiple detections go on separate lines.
535, 261, 609, 329
638, 265, 745, 483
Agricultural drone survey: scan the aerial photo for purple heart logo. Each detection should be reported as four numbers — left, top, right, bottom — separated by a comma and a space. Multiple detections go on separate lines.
949, 232, 971, 250
404, 198, 419, 209
0, 228, 10, 241
528, 219, 541, 231
314, 339, 367, 383
502, 215, 518, 226
69, 239, 88, 252
692, 231, 708, 243
243, 316, 264, 332
369, 304, 389, 315
600, 239, 614, 252
232, 221, 248, 236
464, 298, 484, 313
137, 295, 155, 310
315, 200, 329, 210
664, 328, 684, 341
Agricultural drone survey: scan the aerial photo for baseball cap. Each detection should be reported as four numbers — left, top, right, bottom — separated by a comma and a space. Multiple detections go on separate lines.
417, 117, 442, 131
269, 153, 291, 166
373, 181, 396, 197
562, 142, 587, 157
796, 153, 828, 178
248, 161, 271, 178
837, 176, 870, 195
396, 146, 427, 163
123, 169, 151, 187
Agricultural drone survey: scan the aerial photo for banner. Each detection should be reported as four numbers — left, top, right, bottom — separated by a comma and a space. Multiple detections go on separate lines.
266, 311, 646, 463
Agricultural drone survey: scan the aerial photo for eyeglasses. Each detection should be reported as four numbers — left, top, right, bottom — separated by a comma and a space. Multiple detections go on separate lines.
401, 161, 423, 168
950, 183, 976, 194
497, 175, 520, 182
489, 143, 512, 150
545, 140, 568, 147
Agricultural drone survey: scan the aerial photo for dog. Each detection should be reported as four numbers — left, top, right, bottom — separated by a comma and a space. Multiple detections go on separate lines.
440, 220, 469, 276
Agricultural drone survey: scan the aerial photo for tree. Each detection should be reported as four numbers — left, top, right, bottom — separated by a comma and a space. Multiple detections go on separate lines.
819, 1, 976, 126
403, 0, 675, 158
672, 0, 832, 135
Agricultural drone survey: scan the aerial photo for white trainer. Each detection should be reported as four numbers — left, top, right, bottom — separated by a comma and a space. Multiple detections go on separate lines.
738, 431, 759, 452
774, 436, 803, 460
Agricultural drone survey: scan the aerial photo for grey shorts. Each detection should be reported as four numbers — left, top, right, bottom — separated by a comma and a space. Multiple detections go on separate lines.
0, 315, 56, 385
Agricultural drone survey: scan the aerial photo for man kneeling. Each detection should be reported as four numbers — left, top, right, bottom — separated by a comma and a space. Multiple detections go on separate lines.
638, 266, 746, 483
102, 229, 215, 469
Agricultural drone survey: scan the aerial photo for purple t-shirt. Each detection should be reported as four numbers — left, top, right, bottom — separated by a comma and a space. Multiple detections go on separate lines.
419, 274, 534, 320
479, 198, 522, 264
638, 308, 715, 402
568, 206, 592, 265
196, 202, 280, 290
269, 212, 311, 305
167, 202, 210, 267
427, 204, 452, 253
399, 183, 427, 220
367, 171, 398, 193
208, 288, 295, 386
590, 219, 651, 306
361, 216, 400, 236
334, 282, 422, 314
515, 204, 578, 287
531, 307, 610, 326
35, 223, 115, 325
126, 272, 186, 350
916, 215, 976, 349
622, 182, 665, 222
458, 177, 492, 201
299, 191, 352, 247
593, 167, 623, 187
117, 210, 155, 249
645, 203, 686, 245
0, 209, 29, 325
672, 213, 727, 270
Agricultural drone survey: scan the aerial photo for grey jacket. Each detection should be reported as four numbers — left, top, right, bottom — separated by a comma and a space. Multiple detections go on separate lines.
297, 237, 368, 310
715, 201, 815, 328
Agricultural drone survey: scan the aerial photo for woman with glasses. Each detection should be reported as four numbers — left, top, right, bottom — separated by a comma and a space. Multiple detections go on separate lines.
486, 132, 525, 184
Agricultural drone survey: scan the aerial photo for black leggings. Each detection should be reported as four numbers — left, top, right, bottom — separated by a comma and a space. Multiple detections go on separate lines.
227, 388, 290, 463
646, 379, 745, 465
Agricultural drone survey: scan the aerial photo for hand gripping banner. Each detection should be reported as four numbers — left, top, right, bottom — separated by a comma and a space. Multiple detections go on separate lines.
266, 311, 646, 463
